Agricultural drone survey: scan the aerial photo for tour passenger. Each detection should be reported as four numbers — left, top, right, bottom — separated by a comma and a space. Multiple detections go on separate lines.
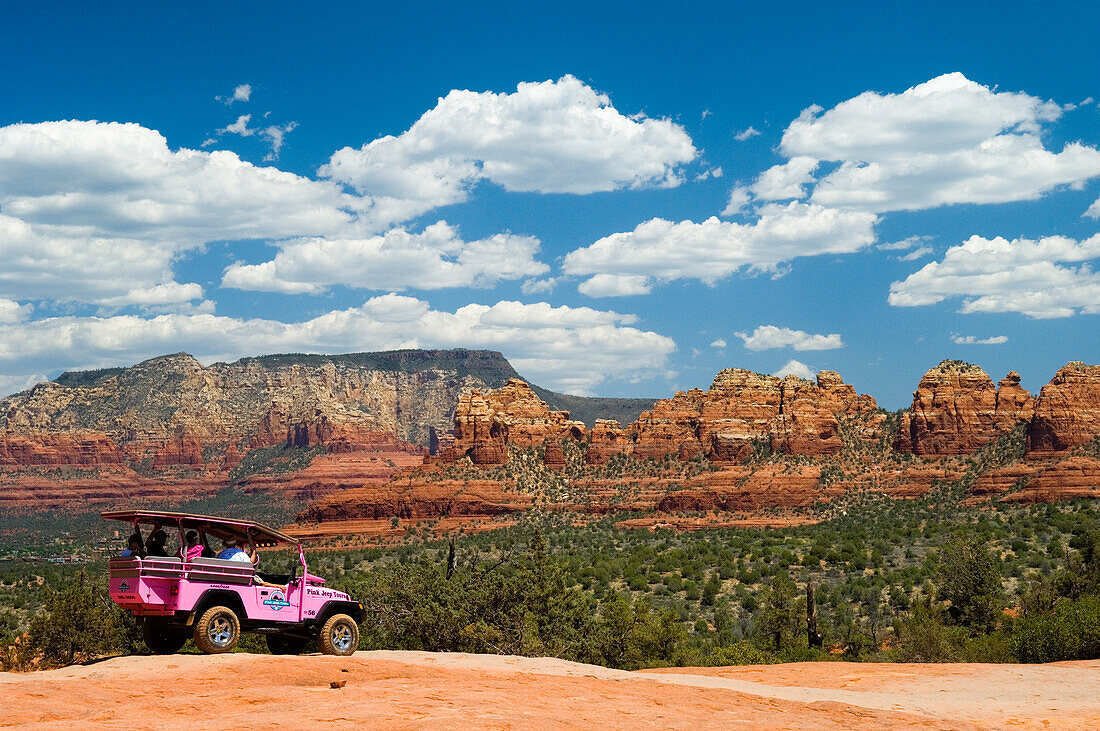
217, 537, 250, 562
243, 543, 283, 589
146, 529, 170, 557
180, 530, 203, 562
120, 533, 145, 558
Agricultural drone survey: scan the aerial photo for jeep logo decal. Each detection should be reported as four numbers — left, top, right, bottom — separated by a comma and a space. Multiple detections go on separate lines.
263, 589, 291, 610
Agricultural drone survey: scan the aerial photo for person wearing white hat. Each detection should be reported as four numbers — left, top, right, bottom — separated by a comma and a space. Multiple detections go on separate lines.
216, 536, 250, 562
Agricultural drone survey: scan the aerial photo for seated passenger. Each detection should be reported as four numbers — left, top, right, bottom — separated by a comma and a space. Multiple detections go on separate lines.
180, 530, 203, 562
216, 537, 250, 562
120, 533, 145, 558
145, 529, 169, 557
244, 543, 283, 589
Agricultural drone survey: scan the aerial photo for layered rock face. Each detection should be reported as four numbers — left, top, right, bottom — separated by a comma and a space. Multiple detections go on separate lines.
896, 361, 1035, 456
0, 350, 511, 509
1, 351, 494, 451
1028, 362, 1100, 454
633, 369, 880, 461
444, 370, 879, 465
445, 379, 587, 465
586, 420, 628, 465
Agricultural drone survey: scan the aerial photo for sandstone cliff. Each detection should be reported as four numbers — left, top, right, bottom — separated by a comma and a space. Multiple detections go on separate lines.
896, 360, 1035, 456
1028, 362, 1100, 454
632, 369, 881, 461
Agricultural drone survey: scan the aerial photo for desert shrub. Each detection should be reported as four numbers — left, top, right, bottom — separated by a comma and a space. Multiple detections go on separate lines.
937, 533, 1003, 633
893, 602, 964, 662
24, 571, 140, 668
1012, 596, 1100, 663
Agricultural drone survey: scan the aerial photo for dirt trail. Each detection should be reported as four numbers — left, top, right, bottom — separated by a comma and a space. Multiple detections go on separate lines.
1, 651, 1097, 730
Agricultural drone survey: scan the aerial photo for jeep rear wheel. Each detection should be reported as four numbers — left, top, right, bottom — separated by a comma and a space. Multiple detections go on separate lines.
267, 634, 308, 655
193, 605, 240, 654
142, 619, 188, 655
318, 613, 359, 656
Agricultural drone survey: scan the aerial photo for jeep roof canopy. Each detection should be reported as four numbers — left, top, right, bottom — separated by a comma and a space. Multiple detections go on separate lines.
101, 509, 299, 548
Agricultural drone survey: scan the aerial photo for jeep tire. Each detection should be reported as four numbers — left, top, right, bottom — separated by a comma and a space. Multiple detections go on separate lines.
194, 605, 240, 654
267, 634, 308, 655
142, 619, 188, 654
318, 613, 359, 656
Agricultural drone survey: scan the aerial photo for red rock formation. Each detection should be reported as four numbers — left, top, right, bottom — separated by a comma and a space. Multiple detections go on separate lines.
586, 419, 629, 464
1028, 362, 1100, 454
446, 379, 585, 465
0, 432, 124, 466
151, 429, 204, 468
898, 361, 1033, 456
446, 391, 507, 465
630, 388, 706, 459
630, 369, 878, 461
542, 441, 566, 469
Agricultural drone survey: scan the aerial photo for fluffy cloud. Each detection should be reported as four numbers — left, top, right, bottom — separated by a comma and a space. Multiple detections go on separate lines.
222, 222, 548, 294
709, 338, 727, 348
735, 325, 844, 351
773, 359, 816, 380
734, 126, 761, 141
564, 202, 878, 295
0, 121, 366, 243
754, 73, 1100, 212
217, 114, 298, 160
721, 186, 752, 216
520, 277, 560, 295
751, 156, 818, 200
219, 84, 252, 104
952, 334, 1008, 345
0, 213, 204, 307
0, 299, 33, 324
320, 76, 696, 222
0, 296, 675, 396
0, 120, 377, 308
889, 234, 1100, 318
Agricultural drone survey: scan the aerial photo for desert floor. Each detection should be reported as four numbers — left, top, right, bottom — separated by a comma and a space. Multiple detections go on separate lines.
1, 651, 1097, 730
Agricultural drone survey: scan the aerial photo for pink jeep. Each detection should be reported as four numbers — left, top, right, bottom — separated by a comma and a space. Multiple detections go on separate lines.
103, 509, 363, 656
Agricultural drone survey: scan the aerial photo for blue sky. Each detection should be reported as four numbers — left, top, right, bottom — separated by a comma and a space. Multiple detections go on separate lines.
2, 1, 1099, 407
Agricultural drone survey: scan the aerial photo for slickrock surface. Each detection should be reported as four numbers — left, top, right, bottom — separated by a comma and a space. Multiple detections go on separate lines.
898, 361, 1034, 456
1028, 361, 1100, 454
2, 651, 1097, 730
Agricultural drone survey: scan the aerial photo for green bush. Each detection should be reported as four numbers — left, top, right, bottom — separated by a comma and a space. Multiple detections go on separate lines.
25, 571, 140, 668
1012, 596, 1100, 663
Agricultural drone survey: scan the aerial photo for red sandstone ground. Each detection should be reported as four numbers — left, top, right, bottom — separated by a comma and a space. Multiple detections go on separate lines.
1, 651, 1096, 730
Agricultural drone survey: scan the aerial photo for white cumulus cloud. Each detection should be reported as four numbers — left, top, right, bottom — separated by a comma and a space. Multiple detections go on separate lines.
773, 359, 816, 380
564, 202, 877, 296
320, 75, 696, 222
218, 84, 252, 104
735, 325, 844, 351
889, 234, 1100, 318
757, 73, 1100, 213
952, 334, 1009, 345
222, 221, 548, 294
709, 338, 727, 348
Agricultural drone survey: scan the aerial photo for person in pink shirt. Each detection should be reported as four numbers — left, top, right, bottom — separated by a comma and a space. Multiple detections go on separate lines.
180, 530, 203, 562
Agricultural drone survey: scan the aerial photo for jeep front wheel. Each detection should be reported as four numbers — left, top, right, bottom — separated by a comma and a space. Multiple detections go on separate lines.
142, 619, 188, 654
193, 606, 240, 654
318, 613, 359, 656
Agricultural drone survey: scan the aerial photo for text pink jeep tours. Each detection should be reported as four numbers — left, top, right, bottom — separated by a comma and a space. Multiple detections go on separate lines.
104, 510, 364, 656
